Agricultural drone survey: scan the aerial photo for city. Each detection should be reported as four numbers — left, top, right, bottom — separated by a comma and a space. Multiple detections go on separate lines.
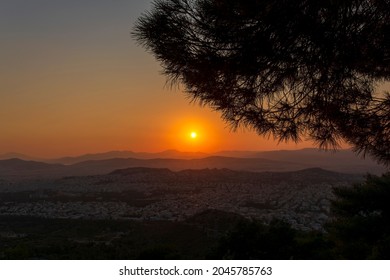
0, 167, 361, 231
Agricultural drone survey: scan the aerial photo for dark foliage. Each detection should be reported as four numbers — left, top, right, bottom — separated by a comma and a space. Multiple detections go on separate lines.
0, 217, 212, 260
134, 0, 390, 164
327, 173, 390, 259
209, 219, 333, 259
211, 219, 297, 259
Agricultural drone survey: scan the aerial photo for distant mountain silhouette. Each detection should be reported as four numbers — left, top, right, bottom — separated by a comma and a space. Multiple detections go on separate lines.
0, 149, 386, 181
67, 156, 303, 175
0, 158, 65, 179
49, 150, 209, 164
0, 153, 44, 162
0, 158, 63, 171
251, 148, 385, 174
53, 148, 386, 174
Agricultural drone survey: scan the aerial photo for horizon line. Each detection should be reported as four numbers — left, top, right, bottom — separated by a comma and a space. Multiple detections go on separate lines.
0, 147, 352, 160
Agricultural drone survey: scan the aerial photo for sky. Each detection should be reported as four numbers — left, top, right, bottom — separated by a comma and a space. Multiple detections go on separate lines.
1, 0, 381, 158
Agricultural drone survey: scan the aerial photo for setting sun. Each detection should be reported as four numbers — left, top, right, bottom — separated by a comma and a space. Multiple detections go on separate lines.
190, 131, 197, 139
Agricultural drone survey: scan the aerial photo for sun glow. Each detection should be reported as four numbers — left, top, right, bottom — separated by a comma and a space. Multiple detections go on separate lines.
190, 131, 197, 139
166, 117, 221, 152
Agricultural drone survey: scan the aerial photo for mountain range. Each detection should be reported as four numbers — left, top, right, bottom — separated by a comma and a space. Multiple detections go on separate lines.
0, 149, 387, 181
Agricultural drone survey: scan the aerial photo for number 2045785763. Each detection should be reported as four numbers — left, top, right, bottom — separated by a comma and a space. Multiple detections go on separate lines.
212, 267, 272, 276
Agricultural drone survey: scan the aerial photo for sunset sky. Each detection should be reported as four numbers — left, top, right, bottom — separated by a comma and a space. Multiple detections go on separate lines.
1, 0, 386, 158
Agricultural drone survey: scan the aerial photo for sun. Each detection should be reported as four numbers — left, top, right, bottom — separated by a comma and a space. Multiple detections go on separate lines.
190, 131, 197, 139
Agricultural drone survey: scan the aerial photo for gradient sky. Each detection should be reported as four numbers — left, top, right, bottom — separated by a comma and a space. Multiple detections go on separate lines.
1, 0, 386, 158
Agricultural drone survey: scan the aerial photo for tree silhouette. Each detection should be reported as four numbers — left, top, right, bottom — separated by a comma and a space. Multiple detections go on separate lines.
134, 0, 390, 164
327, 173, 390, 259
211, 219, 297, 259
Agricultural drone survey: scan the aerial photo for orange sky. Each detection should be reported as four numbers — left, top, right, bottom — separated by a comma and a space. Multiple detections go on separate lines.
1, 0, 386, 158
